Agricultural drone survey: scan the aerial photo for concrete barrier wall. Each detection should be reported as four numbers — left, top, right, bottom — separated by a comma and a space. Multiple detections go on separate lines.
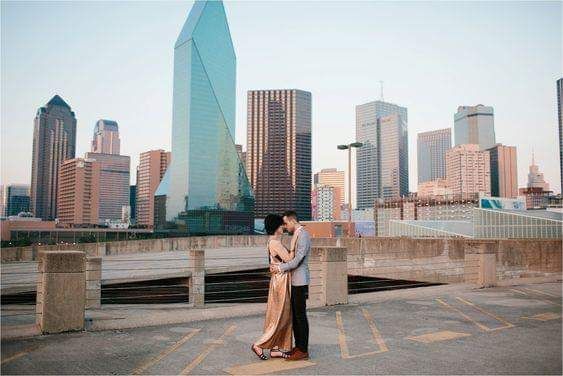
3, 235, 560, 285
2, 235, 269, 262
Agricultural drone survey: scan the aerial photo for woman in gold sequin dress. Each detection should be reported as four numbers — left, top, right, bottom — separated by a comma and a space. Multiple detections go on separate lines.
251, 214, 294, 360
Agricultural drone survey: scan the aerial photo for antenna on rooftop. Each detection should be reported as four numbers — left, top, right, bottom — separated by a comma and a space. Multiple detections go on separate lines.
379, 80, 384, 101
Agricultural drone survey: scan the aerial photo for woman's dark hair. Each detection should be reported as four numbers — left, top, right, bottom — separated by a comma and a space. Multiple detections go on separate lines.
264, 214, 284, 235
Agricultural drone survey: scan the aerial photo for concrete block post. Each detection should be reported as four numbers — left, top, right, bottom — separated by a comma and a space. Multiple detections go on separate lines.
464, 240, 497, 288
36, 251, 86, 334
309, 246, 348, 307
188, 249, 205, 308
85, 257, 102, 309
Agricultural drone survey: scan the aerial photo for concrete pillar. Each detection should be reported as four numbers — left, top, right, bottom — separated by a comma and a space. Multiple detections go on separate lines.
36, 251, 86, 334
464, 240, 497, 288
85, 257, 102, 309
188, 249, 205, 308
309, 246, 348, 307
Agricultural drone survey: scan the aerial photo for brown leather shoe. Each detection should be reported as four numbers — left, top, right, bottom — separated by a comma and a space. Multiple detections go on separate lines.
286, 348, 309, 361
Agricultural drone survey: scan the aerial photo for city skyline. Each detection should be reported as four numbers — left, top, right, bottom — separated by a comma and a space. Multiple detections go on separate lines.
1, 1, 561, 193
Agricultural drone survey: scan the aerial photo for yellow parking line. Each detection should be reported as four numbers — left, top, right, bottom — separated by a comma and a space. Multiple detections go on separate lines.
1, 347, 37, 365
511, 288, 562, 307
455, 297, 514, 330
335, 311, 350, 359
335, 308, 388, 359
521, 312, 561, 321
361, 307, 389, 353
436, 298, 491, 331
521, 287, 560, 299
181, 325, 237, 375
132, 329, 201, 375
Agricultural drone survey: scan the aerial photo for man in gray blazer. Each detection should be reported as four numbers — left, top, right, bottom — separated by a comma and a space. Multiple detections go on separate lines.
271, 210, 311, 360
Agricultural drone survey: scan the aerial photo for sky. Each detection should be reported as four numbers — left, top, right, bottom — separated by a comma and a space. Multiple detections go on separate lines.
1, 0, 562, 195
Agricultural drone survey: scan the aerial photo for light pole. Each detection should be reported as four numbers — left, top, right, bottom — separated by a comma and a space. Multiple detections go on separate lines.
337, 142, 362, 237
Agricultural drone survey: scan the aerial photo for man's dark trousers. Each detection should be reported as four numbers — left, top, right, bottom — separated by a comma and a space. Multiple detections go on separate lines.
291, 285, 309, 352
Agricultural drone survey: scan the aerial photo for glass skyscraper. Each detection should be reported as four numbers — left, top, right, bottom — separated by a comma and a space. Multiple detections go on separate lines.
454, 105, 495, 150
156, 0, 254, 235
356, 100, 408, 209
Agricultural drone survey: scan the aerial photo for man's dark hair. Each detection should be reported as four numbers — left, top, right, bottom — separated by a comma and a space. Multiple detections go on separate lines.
264, 214, 284, 235
282, 210, 299, 221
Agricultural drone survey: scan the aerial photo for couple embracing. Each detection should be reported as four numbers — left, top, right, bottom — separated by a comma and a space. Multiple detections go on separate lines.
251, 210, 310, 361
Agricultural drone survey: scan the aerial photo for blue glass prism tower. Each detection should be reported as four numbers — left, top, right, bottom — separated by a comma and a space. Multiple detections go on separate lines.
156, 0, 254, 235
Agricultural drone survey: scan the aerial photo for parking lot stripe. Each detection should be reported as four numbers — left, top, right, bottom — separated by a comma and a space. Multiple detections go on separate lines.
131, 328, 201, 375
407, 330, 471, 343
361, 307, 389, 353
436, 298, 490, 331
455, 297, 514, 330
511, 288, 562, 307
521, 312, 561, 321
224, 358, 316, 375
335, 308, 388, 359
181, 324, 237, 375
1, 347, 37, 366
335, 311, 351, 359
521, 287, 560, 299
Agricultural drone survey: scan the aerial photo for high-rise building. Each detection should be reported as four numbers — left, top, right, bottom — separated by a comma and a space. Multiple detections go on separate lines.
526, 154, 550, 191
454, 105, 495, 150
314, 168, 345, 211
136, 150, 170, 228
3, 185, 31, 217
129, 185, 136, 223
155, 0, 255, 234
0, 185, 4, 217
487, 144, 518, 198
356, 100, 408, 209
247, 89, 312, 220
30, 95, 77, 220
557, 78, 562, 193
91, 119, 120, 155
417, 179, 452, 198
312, 184, 342, 221
84, 152, 130, 223
417, 128, 451, 183
446, 144, 490, 198
379, 114, 409, 199
57, 158, 100, 225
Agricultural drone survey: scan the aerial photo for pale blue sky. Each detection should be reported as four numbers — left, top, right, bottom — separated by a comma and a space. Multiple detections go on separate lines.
1, 1, 561, 193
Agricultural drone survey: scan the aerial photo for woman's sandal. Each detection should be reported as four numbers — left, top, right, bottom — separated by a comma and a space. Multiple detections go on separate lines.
270, 349, 290, 359
251, 344, 268, 360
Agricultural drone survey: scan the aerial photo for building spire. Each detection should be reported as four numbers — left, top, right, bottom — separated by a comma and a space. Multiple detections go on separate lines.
379, 80, 384, 101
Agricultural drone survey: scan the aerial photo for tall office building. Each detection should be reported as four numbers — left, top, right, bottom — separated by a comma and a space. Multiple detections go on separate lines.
314, 168, 344, 211
136, 150, 170, 227
155, 0, 255, 234
454, 105, 495, 150
30, 95, 77, 220
446, 144, 490, 198
0, 185, 4, 217
57, 158, 100, 225
91, 119, 120, 155
84, 152, 130, 223
129, 185, 137, 223
247, 89, 312, 220
417, 128, 451, 183
356, 100, 408, 209
557, 78, 562, 192
3, 185, 31, 217
487, 144, 518, 198
526, 154, 550, 191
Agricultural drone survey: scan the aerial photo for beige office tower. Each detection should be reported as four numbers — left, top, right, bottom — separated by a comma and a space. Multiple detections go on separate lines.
136, 150, 171, 227
314, 168, 345, 207
454, 105, 495, 150
91, 119, 120, 155
84, 152, 130, 222
487, 144, 518, 198
246, 89, 312, 220
446, 144, 491, 198
57, 158, 100, 225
